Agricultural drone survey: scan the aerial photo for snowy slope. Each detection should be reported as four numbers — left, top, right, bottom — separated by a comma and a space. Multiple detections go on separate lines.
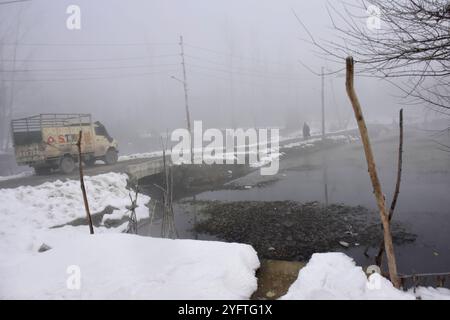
0, 173, 150, 260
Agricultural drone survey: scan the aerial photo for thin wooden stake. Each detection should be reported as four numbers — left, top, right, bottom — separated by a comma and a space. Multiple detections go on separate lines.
376, 108, 403, 267
345, 57, 400, 288
76, 130, 94, 234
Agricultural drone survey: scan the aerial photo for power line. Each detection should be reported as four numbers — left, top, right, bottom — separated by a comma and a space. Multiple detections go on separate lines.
185, 54, 304, 79
184, 43, 291, 67
188, 69, 298, 91
1, 69, 178, 82
0, 63, 180, 72
184, 54, 229, 68
0, 41, 177, 47
0, 53, 179, 63
187, 63, 303, 81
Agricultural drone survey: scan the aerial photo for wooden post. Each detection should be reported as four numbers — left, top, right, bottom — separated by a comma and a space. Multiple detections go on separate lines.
345, 57, 400, 288
76, 130, 94, 234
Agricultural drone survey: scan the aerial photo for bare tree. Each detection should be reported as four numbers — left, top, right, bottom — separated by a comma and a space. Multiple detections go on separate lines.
346, 56, 401, 288
0, 4, 27, 152
294, 0, 450, 112
0, 18, 15, 151
154, 135, 177, 239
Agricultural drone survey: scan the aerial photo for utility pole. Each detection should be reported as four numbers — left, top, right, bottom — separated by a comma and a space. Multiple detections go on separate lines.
4, 7, 23, 151
176, 35, 193, 163
321, 66, 325, 140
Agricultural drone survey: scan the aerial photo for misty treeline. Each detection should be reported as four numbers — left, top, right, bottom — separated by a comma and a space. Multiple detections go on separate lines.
298, 0, 450, 113
0, 1, 355, 155
1, 1, 448, 154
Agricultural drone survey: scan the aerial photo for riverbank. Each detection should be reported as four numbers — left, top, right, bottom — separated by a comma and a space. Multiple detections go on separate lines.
190, 200, 416, 261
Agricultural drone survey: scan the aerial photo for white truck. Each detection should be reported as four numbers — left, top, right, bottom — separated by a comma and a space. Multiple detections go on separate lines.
11, 114, 119, 174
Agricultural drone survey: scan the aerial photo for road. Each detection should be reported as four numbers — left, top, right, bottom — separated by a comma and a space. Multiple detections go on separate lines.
0, 157, 154, 189
0, 128, 360, 190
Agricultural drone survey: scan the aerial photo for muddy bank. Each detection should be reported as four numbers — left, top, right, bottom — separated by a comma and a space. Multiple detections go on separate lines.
138, 163, 252, 199
192, 200, 416, 261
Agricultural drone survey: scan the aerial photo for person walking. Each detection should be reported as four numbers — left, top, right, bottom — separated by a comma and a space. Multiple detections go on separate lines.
303, 122, 311, 140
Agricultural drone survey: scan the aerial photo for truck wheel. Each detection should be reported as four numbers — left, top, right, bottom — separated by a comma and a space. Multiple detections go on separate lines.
104, 148, 118, 165
84, 157, 96, 167
60, 156, 75, 174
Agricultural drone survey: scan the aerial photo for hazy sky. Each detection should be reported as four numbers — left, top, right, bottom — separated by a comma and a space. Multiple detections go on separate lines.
0, 0, 422, 140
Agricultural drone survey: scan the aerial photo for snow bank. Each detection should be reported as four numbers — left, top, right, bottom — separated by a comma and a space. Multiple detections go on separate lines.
0, 173, 259, 300
118, 151, 164, 162
282, 134, 357, 149
0, 170, 34, 182
281, 253, 413, 300
410, 287, 450, 300
281, 253, 450, 300
0, 173, 149, 258
283, 137, 322, 149
0, 233, 260, 299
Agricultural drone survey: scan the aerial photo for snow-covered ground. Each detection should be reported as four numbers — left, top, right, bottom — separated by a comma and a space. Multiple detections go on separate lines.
0, 170, 448, 300
281, 253, 450, 300
0, 172, 260, 299
118, 150, 165, 162
282, 134, 358, 150
0, 173, 150, 259
0, 233, 259, 299
280, 126, 358, 142
0, 170, 34, 182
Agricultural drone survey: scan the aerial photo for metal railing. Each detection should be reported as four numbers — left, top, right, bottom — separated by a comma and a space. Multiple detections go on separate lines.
11, 114, 92, 133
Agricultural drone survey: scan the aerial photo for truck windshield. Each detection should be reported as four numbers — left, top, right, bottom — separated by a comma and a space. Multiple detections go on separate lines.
94, 121, 113, 142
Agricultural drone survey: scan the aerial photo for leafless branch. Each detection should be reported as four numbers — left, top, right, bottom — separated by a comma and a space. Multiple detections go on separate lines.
293, 1, 450, 110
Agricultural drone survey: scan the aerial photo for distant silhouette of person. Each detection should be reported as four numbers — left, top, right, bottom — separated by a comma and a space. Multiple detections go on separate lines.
303, 122, 311, 140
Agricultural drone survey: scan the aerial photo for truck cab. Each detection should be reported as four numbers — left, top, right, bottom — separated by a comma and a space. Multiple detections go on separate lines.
11, 114, 119, 174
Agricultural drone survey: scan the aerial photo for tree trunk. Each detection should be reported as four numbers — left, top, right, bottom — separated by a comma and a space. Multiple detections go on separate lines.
345, 57, 400, 288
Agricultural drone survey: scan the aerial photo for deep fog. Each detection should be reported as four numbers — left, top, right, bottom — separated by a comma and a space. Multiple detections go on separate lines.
1, 0, 436, 150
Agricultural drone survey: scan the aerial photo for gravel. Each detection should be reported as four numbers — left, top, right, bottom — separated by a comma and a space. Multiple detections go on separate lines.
193, 200, 416, 261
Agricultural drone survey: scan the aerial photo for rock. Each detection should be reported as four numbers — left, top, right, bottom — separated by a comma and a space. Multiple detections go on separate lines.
339, 241, 350, 248
345, 230, 358, 237
283, 221, 294, 228
38, 243, 52, 252
266, 291, 276, 298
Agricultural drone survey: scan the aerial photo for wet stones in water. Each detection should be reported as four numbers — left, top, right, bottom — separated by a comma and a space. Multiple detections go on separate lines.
193, 201, 416, 261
